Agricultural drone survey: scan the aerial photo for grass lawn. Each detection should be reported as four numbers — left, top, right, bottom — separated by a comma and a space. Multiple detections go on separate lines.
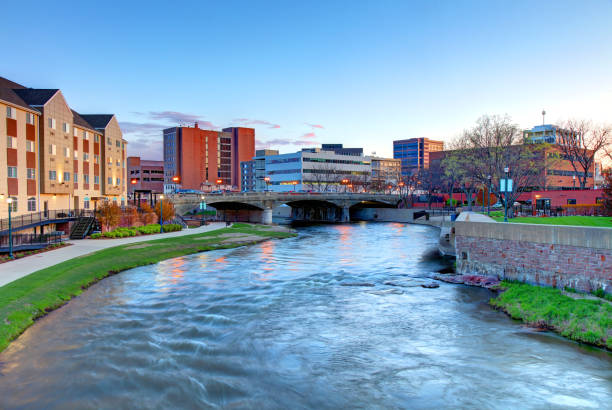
0, 223, 295, 353
490, 281, 612, 350
490, 214, 612, 227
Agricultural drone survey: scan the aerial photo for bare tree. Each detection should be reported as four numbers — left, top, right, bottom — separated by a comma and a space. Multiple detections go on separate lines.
557, 120, 611, 188
454, 115, 552, 218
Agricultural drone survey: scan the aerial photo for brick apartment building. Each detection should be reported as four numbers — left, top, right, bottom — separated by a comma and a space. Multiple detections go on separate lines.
0, 76, 127, 221
393, 137, 444, 177
127, 157, 164, 197
163, 123, 254, 192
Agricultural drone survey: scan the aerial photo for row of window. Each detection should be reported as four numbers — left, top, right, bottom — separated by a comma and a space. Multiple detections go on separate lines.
5, 197, 96, 212
46, 170, 102, 185
7, 167, 35, 179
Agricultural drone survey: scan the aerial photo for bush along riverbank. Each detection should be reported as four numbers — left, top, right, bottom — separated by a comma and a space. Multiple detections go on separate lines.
91, 223, 183, 238
0, 223, 296, 353
490, 281, 612, 350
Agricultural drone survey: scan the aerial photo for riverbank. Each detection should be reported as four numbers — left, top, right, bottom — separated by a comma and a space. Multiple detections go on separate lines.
0, 223, 296, 353
490, 281, 612, 350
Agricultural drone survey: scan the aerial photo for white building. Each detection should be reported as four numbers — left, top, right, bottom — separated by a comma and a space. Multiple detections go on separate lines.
265, 148, 371, 192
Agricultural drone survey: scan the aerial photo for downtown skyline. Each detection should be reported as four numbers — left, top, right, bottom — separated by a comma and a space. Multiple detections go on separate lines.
1, 0, 611, 160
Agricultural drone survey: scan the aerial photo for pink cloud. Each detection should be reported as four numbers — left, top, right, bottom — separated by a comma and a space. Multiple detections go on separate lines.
233, 118, 281, 129
301, 132, 316, 138
306, 123, 324, 129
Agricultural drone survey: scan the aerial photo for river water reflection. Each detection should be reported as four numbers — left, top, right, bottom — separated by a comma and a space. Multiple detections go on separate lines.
0, 223, 611, 408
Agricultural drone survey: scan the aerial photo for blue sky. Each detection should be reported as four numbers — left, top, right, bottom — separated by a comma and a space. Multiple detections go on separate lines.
2, 0, 611, 159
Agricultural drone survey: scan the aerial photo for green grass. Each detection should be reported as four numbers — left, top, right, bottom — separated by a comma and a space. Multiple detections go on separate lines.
491, 281, 612, 350
490, 215, 612, 227
0, 224, 295, 353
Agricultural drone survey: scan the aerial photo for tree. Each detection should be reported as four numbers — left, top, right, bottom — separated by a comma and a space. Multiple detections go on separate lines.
155, 199, 175, 223
442, 137, 481, 210
451, 115, 552, 219
97, 201, 121, 231
140, 203, 157, 225
557, 120, 611, 189
603, 170, 612, 217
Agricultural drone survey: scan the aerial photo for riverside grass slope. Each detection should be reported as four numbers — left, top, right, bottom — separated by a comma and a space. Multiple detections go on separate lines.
0, 223, 296, 353
491, 281, 612, 350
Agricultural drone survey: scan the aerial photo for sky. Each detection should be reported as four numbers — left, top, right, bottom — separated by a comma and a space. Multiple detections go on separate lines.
2, 0, 611, 159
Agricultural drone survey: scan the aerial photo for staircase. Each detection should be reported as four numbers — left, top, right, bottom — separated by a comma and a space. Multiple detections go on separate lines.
70, 217, 96, 239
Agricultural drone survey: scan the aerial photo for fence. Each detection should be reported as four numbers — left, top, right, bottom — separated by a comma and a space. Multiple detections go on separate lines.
0, 209, 93, 233
0, 232, 63, 252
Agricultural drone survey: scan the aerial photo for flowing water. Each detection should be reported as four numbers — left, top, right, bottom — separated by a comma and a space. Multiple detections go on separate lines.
0, 223, 611, 409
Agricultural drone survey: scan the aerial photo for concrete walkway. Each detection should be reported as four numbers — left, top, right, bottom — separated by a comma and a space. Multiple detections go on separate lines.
0, 223, 226, 288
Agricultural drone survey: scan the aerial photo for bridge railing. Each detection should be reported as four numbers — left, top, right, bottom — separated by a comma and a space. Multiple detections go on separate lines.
0, 209, 94, 234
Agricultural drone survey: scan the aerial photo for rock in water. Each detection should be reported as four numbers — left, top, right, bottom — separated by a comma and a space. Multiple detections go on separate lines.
421, 282, 440, 289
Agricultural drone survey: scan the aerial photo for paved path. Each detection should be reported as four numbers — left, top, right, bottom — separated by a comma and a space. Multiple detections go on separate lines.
0, 223, 226, 288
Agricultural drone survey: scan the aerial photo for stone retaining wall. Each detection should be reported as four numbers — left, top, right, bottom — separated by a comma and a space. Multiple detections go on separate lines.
455, 221, 612, 293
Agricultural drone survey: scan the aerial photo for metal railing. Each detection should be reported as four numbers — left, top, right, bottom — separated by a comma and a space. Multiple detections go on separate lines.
0, 209, 93, 233
0, 232, 63, 250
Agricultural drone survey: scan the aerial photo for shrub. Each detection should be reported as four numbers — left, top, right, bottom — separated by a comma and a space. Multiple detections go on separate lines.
162, 224, 182, 233
91, 233, 102, 239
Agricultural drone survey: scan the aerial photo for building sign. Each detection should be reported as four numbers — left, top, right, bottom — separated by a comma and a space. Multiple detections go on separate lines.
500, 179, 513, 192
200, 202, 207, 210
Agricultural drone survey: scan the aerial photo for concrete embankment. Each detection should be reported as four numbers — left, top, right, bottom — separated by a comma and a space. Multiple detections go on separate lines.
455, 216, 612, 294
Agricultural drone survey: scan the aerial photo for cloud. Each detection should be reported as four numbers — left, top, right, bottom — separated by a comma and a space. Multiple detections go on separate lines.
256, 136, 318, 149
149, 111, 206, 124
306, 123, 324, 129
301, 132, 316, 138
233, 118, 281, 129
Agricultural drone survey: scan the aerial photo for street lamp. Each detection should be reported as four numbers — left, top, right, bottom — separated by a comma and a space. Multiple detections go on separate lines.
159, 194, 164, 233
572, 175, 576, 190
398, 181, 405, 196
503, 167, 510, 222
264, 176, 270, 191
6, 197, 13, 259
341, 178, 349, 193
487, 175, 492, 216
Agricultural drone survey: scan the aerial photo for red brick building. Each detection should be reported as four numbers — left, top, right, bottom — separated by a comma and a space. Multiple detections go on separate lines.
163, 124, 254, 192
127, 157, 164, 196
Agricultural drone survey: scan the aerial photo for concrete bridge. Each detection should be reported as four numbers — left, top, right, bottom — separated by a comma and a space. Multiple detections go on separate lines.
170, 192, 400, 224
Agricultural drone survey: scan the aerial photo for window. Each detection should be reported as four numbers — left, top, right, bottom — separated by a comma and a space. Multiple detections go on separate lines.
116, 177, 121, 185
567, 199, 577, 205
49, 144, 56, 155
63, 122, 70, 133
49, 170, 57, 180
74, 128, 78, 137
26, 140, 35, 152
7, 166, 17, 178
108, 157, 112, 164
83, 130, 88, 140
116, 140, 121, 148
94, 175, 99, 184
64, 147, 70, 157
74, 173, 78, 182
94, 154, 99, 164
9, 197, 17, 212
108, 177, 113, 185
63, 172, 70, 182
7, 136, 16, 148
83, 174, 90, 184
74, 150, 79, 160
116, 160, 120, 166
48, 118, 56, 129
83, 198, 90, 209
26, 168, 35, 179
94, 135, 100, 143
26, 112, 35, 124
6, 106, 15, 119
107, 137, 112, 145
27, 197, 36, 212
83, 152, 89, 161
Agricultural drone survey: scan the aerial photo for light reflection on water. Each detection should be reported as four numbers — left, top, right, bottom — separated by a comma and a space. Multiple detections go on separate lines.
0, 223, 610, 409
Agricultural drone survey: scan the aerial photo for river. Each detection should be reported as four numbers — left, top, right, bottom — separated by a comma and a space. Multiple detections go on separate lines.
0, 223, 610, 409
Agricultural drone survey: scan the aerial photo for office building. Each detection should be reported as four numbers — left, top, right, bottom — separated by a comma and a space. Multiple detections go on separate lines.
393, 138, 444, 177
523, 124, 576, 145
0, 76, 127, 221
127, 157, 164, 196
371, 157, 401, 187
241, 149, 279, 192
163, 124, 255, 193
321, 143, 363, 156
264, 148, 371, 192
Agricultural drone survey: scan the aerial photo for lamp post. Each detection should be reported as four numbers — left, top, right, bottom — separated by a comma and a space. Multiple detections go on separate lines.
264, 176, 270, 191
341, 178, 349, 193
216, 179, 223, 192
572, 175, 576, 190
398, 181, 405, 197
487, 175, 492, 216
159, 194, 164, 233
503, 167, 510, 223
6, 197, 13, 259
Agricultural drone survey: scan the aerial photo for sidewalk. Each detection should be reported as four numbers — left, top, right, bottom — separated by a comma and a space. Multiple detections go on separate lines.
0, 223, 226, 288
